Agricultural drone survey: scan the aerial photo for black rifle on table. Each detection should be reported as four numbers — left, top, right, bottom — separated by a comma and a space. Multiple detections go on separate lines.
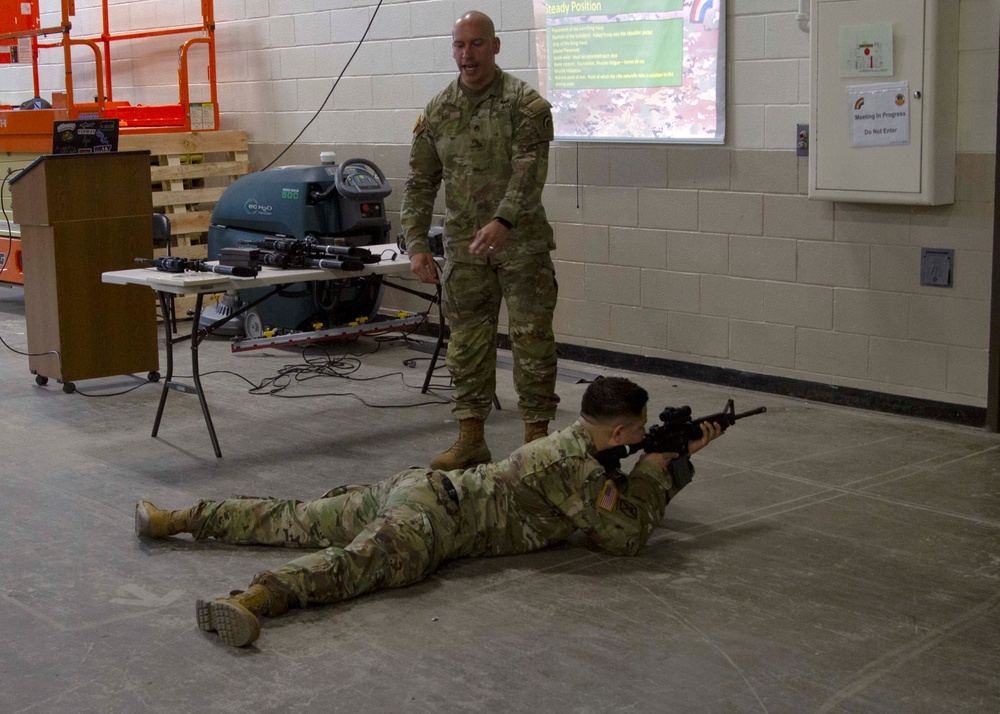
231, 237, 377, 272
596, 399, 766, 471
134, 256, 258, 278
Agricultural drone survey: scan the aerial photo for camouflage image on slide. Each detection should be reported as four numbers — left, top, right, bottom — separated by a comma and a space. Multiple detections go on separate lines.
534, 0, 724, 142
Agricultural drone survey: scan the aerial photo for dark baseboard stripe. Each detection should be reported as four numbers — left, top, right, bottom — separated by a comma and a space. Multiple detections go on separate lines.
495, 334, 983, 428
417, 325, 986, 427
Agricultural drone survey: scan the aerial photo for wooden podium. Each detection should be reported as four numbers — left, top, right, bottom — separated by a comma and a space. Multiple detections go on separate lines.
11, 151, 159, 391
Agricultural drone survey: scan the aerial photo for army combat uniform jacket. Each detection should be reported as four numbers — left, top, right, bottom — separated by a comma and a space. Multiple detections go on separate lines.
399, 68, 560, 423
187, 423, 689, 609
400, 67, 555, 264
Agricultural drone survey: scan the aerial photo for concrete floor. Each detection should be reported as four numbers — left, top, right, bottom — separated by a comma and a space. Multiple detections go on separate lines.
1, 282, 999, 714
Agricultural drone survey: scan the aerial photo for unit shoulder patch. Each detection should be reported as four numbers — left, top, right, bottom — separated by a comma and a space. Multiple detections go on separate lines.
521, 96, 554, 141
617, 498, 638, 520
523, 96, 552, 117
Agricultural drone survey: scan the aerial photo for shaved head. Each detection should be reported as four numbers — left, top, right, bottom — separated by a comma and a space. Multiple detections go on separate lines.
453, 11, 495, 39
451, 11, 500, 91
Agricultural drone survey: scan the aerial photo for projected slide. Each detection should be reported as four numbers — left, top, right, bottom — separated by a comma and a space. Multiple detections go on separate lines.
534, 0, 725, 143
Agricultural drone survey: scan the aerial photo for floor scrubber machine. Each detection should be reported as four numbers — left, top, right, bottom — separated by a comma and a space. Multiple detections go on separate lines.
202, 157, 393, 337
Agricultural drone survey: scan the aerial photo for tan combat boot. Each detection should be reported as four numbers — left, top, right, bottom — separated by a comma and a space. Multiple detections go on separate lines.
430, 418, 491, 470
135, 500, 191, 538
524, 420, 549, 444
195, 584, 276, 648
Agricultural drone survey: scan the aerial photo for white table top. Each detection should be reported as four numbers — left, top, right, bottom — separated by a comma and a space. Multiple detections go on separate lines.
102, 244, 415, 295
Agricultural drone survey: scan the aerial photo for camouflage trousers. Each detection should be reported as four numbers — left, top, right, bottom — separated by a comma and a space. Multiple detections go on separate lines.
442, 252, 559, 422
188, 469, 470, 608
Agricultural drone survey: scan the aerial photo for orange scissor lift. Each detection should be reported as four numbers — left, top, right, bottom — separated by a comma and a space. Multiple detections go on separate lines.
0, 0, 219, 285
0, 0, 219, 153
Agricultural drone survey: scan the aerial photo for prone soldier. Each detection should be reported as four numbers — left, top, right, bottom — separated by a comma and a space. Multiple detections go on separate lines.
136, 377, 725, 648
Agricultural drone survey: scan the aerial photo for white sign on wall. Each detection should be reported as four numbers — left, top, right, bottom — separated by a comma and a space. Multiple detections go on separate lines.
847, 82, 910, 147
17, 37, 31, 64
839, 22, 894, 77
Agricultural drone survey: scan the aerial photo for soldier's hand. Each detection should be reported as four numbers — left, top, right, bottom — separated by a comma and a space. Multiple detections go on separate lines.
410, 252, 439, 284
687, 421, 723, 456
469, 220, 509, 257
639, 450, 677, 472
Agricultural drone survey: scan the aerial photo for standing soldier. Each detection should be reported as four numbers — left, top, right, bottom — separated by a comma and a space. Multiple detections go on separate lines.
401, 10, 560, 469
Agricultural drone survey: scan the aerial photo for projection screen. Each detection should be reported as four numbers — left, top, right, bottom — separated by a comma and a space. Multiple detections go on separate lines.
533, 0, 726, 143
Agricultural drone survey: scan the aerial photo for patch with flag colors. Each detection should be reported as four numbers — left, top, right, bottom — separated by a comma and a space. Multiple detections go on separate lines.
598, 479, 618, 512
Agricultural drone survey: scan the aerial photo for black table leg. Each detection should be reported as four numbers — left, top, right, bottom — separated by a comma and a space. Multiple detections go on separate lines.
149, 284, 285, 457
149, 290, 222, 457
189, 293, 222, 458
421, 284, 445, 394
151, 290, 174, 439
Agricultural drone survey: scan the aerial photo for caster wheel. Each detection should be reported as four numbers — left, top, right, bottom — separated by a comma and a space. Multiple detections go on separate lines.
244, 309, 264, 339
62, 382, 76, 394
35, 375, 49, 386
147, 371, 161, 383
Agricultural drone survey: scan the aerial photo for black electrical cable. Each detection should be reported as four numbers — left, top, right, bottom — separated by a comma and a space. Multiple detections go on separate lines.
259, 0, 385, 171
69, 323, 450, 401
0, 327, 148, 399
71, 380, 157, 398
0, 168, 23, 285
1, 172, 157, 396
0, 329, 62, 370
197, 333, 452, 407
0, 182, 66, 373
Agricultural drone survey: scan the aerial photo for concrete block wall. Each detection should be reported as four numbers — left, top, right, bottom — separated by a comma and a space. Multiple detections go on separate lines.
4, 0, 997, 410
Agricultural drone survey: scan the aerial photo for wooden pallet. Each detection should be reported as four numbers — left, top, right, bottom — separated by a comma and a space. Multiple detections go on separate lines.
119, 130, 250, 321
1, 152, 39, 231
119, 130, 251, 255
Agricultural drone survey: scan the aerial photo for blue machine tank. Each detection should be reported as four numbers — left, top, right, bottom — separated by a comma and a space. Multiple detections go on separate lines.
204, 158, 392, 334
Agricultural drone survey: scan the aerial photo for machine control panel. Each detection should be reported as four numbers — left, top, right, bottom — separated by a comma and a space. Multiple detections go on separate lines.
341, 166, 381, 190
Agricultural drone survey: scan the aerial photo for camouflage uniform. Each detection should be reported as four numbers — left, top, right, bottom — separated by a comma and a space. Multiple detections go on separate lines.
400, 68, 559, 422
186, 422, 691, 608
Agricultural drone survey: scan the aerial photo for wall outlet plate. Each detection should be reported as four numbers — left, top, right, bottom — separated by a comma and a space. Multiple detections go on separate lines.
920, 248, 954, 287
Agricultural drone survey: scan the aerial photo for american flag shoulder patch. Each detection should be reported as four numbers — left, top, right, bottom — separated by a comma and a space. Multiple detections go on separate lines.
597, 479, 618, 512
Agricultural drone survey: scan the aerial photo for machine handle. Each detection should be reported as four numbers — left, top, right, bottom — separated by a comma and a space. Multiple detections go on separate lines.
333, 158, 390, 199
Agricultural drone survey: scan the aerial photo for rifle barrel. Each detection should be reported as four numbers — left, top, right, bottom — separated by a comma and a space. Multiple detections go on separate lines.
734, 406, 767, 419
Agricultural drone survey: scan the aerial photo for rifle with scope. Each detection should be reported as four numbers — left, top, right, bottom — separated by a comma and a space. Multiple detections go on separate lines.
597, 399, 766, 470
134, 256, 259, 278
235, 237, 375, 272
